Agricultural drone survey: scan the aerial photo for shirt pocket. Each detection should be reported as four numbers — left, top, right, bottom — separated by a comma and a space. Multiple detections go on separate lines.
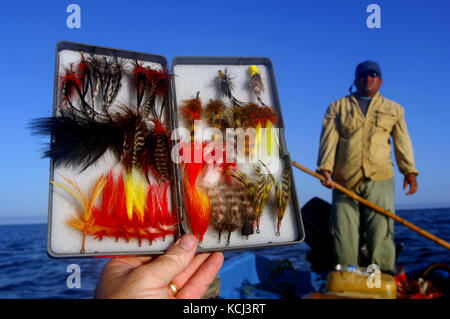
375, 110, 396, 132
339, 115, 361, 138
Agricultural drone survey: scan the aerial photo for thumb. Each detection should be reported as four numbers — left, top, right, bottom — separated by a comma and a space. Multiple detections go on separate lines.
141, 233, 198, 284
403, 176, 408, 191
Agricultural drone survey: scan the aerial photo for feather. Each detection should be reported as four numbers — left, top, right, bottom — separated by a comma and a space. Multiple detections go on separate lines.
69, 62, 99, 119
237, 103, 260, 128
91, 171, 121, 241
124, 169, 147, 222
208, 177, 247, 245
150, 181, 178, 239
132, 61, 147, 108
223, 180, 245, 244
197, 163, 222, 190
155, 182, 178, 226
276, 169, 292, 234
108, 172, 129, 241
145, 67, 161, 90
228, 168, 258, 237
219, 159, 237, 185
50, 174, 106, 253
145, 67, 173, 99
60, 63, 83, 103
233, 103, 279, 157
181, 142, 213, 241
204, 99, 226, 129
29, 112, 120, 171
115, 172, 151, 245
247, 66, 278, 131
31, 103, 156, 176
263, 163, 291, 236
261, 121, 278, 156
181, 92, 202, 138
259, 106, 278, 126
183, 165, 210, 242
208, 183, 227, 242
216, 68, 243, 107
102, 57, 125, 118
59, 63, 91, 117
253, 165, 272, 234
110, 106, 139, 162
142, 67, 159, 118
142, 68, 173, 119
77, 53, 90, 80
86, 54, 103, 108
229, 164, 273, 236
94, 172, 163, 245
131, 119, 147, 170
248, 65, 266, 106
60, 55, 114, 121
74, 170, 177, 247
236, 103, 278, 129
77, 53, 92, 102
155, 68, 172, 98
111, 105, 152, 172
148, 119, 172, 181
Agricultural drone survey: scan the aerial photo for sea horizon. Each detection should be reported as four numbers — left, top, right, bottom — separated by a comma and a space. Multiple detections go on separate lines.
1, 203, 450, 226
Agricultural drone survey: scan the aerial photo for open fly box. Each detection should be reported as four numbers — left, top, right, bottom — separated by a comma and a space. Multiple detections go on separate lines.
41, 41, 304, 257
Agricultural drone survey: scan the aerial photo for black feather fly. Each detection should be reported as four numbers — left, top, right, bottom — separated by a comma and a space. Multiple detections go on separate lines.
29, 111, 121, 171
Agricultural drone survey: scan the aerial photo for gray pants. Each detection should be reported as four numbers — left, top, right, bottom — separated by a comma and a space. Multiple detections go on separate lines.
330, 178, 396, 274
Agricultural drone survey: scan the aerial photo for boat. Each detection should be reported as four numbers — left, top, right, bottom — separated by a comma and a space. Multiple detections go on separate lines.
215, 197, 449, 299
218, 252, 316, 298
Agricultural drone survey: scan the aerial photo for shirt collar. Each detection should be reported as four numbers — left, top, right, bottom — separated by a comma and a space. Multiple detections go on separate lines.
350, 91, 381, 103
356, 95, 372, 100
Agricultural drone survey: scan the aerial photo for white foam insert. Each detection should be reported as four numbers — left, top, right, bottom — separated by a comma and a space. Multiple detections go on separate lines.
50, 49, 174, 255
173, 63, 301, 250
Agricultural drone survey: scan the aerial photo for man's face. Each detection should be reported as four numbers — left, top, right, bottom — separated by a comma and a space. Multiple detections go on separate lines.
354, 70, 383, 97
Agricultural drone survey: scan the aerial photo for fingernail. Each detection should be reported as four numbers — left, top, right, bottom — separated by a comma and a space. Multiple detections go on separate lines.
179, 234, 196, 251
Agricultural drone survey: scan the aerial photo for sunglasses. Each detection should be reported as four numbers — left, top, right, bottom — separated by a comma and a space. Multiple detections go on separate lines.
358, 70, 380, 78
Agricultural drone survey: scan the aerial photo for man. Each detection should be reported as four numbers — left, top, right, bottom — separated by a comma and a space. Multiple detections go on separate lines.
317, 60, 418, 275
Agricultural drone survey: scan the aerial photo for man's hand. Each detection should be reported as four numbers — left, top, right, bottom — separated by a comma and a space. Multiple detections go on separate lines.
94, 234, 224, 299
320, 170, 335, 189
403, 173, 418, 195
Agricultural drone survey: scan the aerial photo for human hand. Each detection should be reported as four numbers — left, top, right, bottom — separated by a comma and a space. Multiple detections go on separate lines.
94, 233, 224, 299
403, 173, 418, 195
320, 170, 334, 189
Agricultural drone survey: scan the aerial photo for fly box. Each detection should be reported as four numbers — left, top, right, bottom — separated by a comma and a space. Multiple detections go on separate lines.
37, 41, 304, 257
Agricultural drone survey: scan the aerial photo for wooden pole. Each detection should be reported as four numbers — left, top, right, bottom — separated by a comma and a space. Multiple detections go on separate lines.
292, 161, 450, 250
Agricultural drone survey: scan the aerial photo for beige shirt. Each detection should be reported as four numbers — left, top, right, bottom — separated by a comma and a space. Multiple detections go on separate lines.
317, 91, 418, 189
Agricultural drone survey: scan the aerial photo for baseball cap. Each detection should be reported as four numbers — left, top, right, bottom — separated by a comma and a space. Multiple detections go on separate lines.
355, 60, 382, 78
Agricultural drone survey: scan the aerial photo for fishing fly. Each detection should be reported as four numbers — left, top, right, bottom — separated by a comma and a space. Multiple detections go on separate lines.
216, 68, 244, 107
51, 171, 177, 252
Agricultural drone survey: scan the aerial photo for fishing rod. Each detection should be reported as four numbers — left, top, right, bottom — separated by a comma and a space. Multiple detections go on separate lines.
292, 161, 450, 250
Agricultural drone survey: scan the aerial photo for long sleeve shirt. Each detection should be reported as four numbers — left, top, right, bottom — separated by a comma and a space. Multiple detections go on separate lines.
317, 91, 418, 189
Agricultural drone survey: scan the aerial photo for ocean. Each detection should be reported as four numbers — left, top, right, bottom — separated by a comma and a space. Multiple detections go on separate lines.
0, 207, 449, 299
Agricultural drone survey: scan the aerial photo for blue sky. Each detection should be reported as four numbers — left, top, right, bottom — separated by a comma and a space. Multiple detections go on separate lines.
1, 0, 449, 223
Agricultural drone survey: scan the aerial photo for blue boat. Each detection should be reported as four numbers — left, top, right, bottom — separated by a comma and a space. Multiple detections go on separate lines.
218, 252, 324, 299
